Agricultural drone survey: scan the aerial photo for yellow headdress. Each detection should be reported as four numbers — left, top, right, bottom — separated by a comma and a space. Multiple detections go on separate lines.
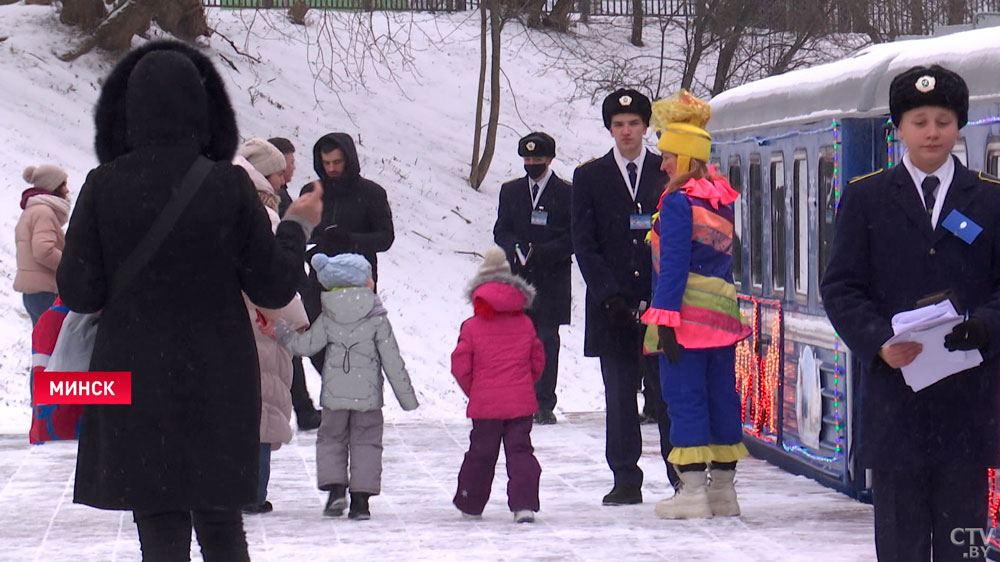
651, 90, 712, 175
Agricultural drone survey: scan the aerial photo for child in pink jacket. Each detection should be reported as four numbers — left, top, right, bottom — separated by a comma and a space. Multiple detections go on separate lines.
451, 246, 545, 523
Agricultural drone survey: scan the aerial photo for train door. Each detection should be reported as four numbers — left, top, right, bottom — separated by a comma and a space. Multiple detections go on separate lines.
770, 152, 786, 302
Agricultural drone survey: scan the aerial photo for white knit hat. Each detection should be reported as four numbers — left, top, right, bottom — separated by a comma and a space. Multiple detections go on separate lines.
238, 137, 286, 178
477, 246, 511, 277
23, 165, 68, 192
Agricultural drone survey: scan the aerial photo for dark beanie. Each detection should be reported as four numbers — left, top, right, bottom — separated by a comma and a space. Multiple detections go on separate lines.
889, 64, 969, 128
602, 88, 651, 130
517, 132, 556, 158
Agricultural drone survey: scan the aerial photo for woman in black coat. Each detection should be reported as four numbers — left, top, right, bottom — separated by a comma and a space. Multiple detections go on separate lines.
56, 41, 322, 561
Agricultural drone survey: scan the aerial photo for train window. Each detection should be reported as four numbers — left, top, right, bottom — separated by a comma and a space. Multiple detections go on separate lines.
749, 154, 763, 291
793, 152, 808, 296
770, 153, 786, 296
818, 146, 837, 285
952, 138, 968, 166
728, 156, 743, 287
988, 138, 1000, 176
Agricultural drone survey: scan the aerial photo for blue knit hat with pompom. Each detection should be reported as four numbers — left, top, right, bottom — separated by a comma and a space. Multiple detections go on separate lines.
311, 253, 372, 289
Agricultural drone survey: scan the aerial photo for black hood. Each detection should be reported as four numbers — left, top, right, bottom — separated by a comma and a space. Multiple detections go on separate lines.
94, 40, 239, 164
312, 132, 361, 188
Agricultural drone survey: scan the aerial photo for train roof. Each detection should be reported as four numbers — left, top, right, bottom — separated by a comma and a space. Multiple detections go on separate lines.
709, 27, 1000, 135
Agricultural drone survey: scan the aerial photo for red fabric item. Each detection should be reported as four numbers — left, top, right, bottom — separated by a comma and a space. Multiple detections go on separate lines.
20, 187, 52, 209
679, 176, 739, 210
29, 297, 83, 444
451, 282, 545, 419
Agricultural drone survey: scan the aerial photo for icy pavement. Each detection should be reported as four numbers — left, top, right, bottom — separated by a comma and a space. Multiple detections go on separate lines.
0, 413, 875, 561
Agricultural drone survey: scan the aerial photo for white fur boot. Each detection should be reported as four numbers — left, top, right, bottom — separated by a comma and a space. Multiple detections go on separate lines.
707, 468, 740, 516
655, 469, 712, 519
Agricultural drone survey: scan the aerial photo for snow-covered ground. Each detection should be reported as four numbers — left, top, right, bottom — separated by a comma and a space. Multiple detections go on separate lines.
0, 3, 877, 560
1, 414, 876, 561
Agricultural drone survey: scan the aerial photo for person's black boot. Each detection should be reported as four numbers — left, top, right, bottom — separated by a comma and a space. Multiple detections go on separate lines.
322, 484, 347, 517
348, 492, 372, 520
601, 484, 642, 505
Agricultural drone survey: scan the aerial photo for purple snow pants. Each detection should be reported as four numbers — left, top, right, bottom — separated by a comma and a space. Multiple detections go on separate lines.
453, 416, 541, 515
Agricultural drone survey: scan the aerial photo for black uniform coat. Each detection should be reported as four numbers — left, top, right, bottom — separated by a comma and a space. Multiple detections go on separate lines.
300, 132, 394, 321
493, 173, 573, 326
820, 158, 1000, 469
572, 149, 666, 357
56, 41, 308, 511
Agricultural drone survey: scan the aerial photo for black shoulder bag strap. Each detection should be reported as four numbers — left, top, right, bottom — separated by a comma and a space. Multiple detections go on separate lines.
108, 155, 214, 300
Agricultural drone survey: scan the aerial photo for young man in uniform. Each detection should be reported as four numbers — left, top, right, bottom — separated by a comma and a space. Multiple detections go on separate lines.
494, 132, 573, 425
572, 89, 678, 504
822, 65, 1000, 561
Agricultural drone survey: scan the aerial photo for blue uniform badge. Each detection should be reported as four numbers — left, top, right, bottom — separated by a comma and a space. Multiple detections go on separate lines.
531, 210, 549, 226
941, 209, 982, 244
629, 214, 653, 230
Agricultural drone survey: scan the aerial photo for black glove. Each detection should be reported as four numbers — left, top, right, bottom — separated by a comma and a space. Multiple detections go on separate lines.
944, 317, 990, 352
603, 296, 634, 329
658, 325, 681, 364
527, 244, 546, 267
322, 225, 352, 253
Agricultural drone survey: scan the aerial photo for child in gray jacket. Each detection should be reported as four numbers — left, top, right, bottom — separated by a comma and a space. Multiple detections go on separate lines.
278, 252, 418, 520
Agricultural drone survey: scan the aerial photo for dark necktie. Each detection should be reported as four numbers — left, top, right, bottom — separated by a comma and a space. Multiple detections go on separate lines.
531, 182, 539, 201
922, 175, 940, 215
626, 162, 637, 191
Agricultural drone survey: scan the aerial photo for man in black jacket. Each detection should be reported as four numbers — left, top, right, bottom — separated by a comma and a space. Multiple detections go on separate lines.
572, 89, 677, 505
300, 133, 395, 372
494, 132, 573, 425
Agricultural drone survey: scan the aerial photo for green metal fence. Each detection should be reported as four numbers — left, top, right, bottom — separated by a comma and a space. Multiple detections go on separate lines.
203, 0, 467, 11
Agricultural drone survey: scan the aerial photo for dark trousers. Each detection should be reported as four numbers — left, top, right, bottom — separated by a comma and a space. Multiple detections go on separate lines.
872, 465, 988, 562
257, 443, 272, 505
23, 291, 56, 327
289, 356, 316, 415
132, 509, 249, 562
533, 323, 561, 412
599, 330, 677, 488
454, 416, 541, 515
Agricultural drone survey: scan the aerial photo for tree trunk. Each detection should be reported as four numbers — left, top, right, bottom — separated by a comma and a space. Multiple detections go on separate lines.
154, 0, 209, 41
578, 0, 589, 23
679, 0, 710, 90
524, 0, 545, 28
59, 0, 106, 31
946, 0, 965, 25
908, 0, 925, 35
470, 0, 502, 190
547, 0, 573, 31
469, 0, 488, 188
629, 0, 643, 46
711, 29, 741, 95
59, 0, 209, 60
842, 0, 882, 42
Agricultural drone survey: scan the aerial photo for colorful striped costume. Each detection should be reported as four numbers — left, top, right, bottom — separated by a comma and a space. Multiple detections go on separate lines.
641, 175, 750, 464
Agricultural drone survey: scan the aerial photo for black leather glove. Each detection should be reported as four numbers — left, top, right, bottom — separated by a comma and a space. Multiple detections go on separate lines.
603, 296, 634, 329
658, 325, 681, 364
944, 317, 990, 352
322, 225, 352, 253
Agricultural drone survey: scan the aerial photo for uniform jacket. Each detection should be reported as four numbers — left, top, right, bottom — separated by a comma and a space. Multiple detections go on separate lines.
820, 158, 1000, 468
56, 41, 307, 511
493, 172, 573, 326
300, 133, 394, 320
282, 287, 419, 413
14, 195, 69, 294
451, 272, 545, 419
571, 149, 666, 356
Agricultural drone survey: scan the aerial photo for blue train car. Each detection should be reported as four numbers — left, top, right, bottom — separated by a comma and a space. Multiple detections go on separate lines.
707, 26, 1000, 503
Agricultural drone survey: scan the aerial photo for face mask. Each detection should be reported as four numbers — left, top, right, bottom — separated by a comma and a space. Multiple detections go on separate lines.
524, 163, 547, 179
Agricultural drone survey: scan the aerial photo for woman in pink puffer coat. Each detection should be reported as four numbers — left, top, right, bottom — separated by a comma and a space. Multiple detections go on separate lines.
451, 246, 545, 524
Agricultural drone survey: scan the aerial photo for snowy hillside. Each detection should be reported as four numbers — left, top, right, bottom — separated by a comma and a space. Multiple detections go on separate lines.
0, 4, 650, 430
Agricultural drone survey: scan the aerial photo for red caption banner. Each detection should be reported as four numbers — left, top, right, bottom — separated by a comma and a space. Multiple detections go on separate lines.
34, 372, 132, 405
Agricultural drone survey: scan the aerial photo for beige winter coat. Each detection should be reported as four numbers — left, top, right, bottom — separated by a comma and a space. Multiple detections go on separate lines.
13, 195, 70, 294
235, 155, 309, 448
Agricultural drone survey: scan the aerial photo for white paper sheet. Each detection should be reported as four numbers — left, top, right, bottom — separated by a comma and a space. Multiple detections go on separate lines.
885, 300, 983, 392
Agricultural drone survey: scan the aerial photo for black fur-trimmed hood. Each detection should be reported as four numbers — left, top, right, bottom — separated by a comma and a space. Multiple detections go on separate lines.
94, 40, 238, 164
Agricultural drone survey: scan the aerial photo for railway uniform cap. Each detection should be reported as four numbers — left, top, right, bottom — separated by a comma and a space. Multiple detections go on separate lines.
653, 89, 712, 174
518, 132, 556, 158
889, 64, 969, 128
602, 88, 652, 129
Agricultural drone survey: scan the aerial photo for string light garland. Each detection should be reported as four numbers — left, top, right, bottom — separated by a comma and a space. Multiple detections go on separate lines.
736, 295, 782, 440
885, 114, 1000, 168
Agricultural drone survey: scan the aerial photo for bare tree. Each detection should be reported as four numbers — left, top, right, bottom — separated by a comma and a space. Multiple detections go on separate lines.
469, 0, 503, 190
630, 0, 643, 46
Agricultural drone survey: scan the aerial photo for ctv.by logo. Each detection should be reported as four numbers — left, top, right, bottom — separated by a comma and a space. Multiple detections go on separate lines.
950, 527, 1000, 559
